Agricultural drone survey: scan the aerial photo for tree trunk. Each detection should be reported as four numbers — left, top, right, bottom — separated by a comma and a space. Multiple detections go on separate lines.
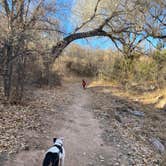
52, 29, 111, 59
3, 42, 13, 100
15, 56, 25, 101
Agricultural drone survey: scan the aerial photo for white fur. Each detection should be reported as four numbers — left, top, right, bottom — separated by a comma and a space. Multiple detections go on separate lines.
46, 138, 65, 166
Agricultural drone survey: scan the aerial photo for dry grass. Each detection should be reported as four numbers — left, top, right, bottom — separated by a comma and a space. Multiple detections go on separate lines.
87, 80, 117, 89
89, 80, 166, 140
89, 80, 166, 109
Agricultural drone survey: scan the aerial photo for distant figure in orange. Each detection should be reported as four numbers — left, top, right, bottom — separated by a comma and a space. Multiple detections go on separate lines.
82, 79, 86, 90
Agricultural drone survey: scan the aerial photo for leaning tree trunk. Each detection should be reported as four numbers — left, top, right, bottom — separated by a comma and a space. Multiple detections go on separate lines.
51, 28, 111, 59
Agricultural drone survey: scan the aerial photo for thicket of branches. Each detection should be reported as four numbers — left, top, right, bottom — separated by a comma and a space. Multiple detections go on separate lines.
0, 0, 165, 102
0, 0, 61, 102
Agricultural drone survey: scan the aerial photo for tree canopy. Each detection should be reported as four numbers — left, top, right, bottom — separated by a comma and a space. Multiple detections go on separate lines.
52, 0, 166, 57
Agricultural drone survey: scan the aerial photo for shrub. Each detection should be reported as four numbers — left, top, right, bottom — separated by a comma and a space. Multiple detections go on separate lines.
25, 55, 61, 87
66, 60, 98, 77
134, 59, 158, 83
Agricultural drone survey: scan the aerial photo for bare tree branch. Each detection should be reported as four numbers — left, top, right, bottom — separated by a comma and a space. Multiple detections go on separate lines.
3, 0, 10, 17
28, 27, 67, 35
73, 0, 101, 33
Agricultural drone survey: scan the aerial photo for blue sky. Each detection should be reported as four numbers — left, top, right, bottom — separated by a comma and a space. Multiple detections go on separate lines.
74, 37, 116, 50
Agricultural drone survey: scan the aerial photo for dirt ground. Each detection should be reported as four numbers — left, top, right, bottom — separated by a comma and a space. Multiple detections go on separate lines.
0, 81, 165, 166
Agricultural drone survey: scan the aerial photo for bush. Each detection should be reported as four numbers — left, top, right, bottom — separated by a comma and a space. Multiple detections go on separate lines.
30, 71, 61, 87
25, 55, 61, 87
66, 60, 98, 77
47, 72, 61, 87
134, 59, 158, 83
98, 50, 166, 89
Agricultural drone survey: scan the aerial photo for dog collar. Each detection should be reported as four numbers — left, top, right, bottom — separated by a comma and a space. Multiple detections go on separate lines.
54, 144, 63, 154
54, 142, 62, 146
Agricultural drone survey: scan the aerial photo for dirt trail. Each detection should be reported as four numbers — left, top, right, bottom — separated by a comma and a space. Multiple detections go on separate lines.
56, 85, 115, 166
4, 83, 114, 166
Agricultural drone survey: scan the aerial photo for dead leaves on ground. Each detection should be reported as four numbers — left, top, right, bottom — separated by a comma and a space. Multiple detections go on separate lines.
0, 86, 72, 156
0, 105, 44, 154
90, 88, 165, 165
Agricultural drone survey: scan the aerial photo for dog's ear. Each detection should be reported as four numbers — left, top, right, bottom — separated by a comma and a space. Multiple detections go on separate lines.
53, 138, 57, 143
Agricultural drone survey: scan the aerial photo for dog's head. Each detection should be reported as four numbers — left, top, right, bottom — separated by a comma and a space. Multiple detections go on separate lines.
53, 137, 64, 146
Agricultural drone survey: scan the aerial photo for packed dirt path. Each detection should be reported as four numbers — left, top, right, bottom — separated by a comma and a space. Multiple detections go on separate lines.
4, 83, 115, 166
56, 85, 115, 166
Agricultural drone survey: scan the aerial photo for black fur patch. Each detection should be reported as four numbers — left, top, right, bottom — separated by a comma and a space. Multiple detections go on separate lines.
43, 152, 59, 166
53, 138, 57, 143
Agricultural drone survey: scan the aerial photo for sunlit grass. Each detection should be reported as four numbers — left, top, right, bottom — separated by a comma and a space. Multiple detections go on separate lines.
88, 80, 166, 109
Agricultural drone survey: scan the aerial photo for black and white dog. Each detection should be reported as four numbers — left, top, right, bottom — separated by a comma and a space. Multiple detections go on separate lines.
43, 138, 65, 166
